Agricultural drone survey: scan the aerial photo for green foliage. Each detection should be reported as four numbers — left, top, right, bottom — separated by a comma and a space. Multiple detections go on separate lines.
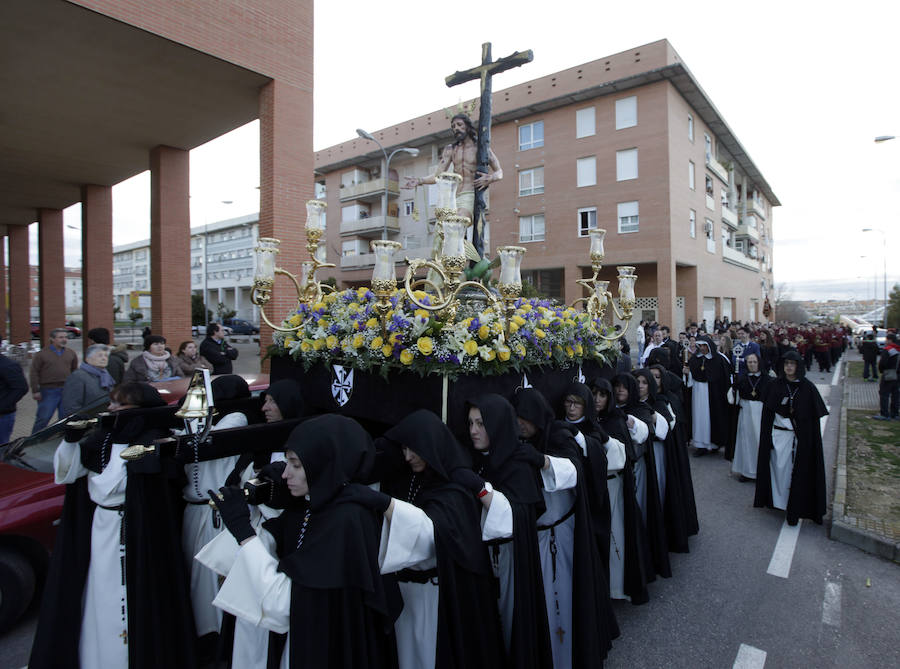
519, 280, 544, 300
191, 294, 212, 325
216, 302, 237, 321
128, 311, 144, 323
886, 283, 900, 330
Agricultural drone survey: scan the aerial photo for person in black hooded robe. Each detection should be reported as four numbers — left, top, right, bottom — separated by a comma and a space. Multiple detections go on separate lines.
612, 374, 671, 579
30, 382, 196, 669
754, 350, 828, 525
378, 409, 505, 669
465, 393, 553, 669
589, 378, 652, 605
514, 387, 619, 669
730, 352, 770, 482
684, 336, 732, 456
202, 414, 398, 669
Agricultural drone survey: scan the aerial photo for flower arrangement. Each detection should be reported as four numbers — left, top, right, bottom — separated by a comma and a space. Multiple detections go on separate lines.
269, 288, 619, 379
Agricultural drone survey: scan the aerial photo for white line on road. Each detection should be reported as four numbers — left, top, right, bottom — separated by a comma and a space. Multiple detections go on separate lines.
831, 364, 841, 386
733, 643, 767, 669
767, 519, 802, 578
822, 580, 842, 627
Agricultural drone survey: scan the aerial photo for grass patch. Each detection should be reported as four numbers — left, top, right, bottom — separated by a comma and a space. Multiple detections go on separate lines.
845, 409, 900, 532
847, 361, 864, 378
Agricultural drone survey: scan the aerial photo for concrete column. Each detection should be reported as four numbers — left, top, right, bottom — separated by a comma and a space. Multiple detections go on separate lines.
38, 208, 66, 340
81, 185, 114, 339
0, 236, 7, 341
656, 254, 676, 328
8, 226, 31, 343
234, 285, 241, 317
150, 146, 191, 344
258, 78, 313, 362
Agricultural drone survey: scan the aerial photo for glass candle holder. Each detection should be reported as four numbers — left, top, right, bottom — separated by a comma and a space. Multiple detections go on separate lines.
298, 260, 316, 287
435, 172, 462, 212
254, 237, 280, 283
441, 215, 469, 258
497, 246, 526, 285
617, 270, 636, 303
371, 240, 401, 284
588, 228, 606, 261
593, 280, 609, 309
305, 200, 327, 235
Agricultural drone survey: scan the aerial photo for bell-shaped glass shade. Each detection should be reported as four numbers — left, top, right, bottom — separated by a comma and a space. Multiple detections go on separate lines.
497, 246, 526, 285
371, 240, 401, 282
441, 216, 469, 258
593, 280, 609, 308
588, 229, 606, 259
435, 172, 462, 211
298, 260, 316, 287
617, 270, 637, 302
254, 237, 280, 283
305, 199, 327, 234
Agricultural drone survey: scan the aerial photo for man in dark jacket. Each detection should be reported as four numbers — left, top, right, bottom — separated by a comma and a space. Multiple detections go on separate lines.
873, 333, 900, 421
199, 322, 239, 375
859, 332, 880, 382
0, 352, 28, 442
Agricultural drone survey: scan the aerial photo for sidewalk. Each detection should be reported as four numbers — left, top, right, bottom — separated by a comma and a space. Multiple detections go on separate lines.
831, 349, 900, 563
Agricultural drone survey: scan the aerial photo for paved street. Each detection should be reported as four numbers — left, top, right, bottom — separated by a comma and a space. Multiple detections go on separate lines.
2, 348, 898, 668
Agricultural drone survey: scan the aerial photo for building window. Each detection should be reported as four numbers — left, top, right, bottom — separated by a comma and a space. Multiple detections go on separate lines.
518, 167, 545, 196
616, 148, 638, 181
315, 181, 326, 199
578, 207, 597, 237
615, 96, 637, 129
519, 214, 545, 242
576, 157, 596, 187
705, 175, 714, 197
704, 133, 712, 161
689, 209, 696, 238
617, 201, 639, 233
576, 107, 595, 138
403, 200, 414, 216
689, 161, 695, 190
518, 121, 544, 151
705, 218, 715, 239
521, 268, 563, 300
688, 114, 694, 142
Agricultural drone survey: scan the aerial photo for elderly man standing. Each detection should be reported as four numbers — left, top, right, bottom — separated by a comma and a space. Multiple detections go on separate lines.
29, 328, 79, 433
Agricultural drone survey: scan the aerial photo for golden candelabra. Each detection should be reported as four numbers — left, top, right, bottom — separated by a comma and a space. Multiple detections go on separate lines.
572, 229, 637, 341
250, 199, 336, 333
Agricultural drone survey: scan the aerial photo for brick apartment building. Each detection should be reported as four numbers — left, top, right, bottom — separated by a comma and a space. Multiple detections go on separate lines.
313, 39, 778, 332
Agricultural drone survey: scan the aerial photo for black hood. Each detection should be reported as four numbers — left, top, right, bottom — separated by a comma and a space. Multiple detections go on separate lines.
612, 373, 640, 410
588, 377, 617, 420
632, 368, 659, 403
211, 374, 250, 401
384, 409, 470, 481
465, 393, 520, 469
780, 349, 807, 379
562, 381, 599, 425
264, 379, 304, 419
695, 335, 718, 356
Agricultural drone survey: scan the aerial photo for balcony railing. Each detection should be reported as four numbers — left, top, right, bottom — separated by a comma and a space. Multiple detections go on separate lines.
706, 155, 729, 184
722, 205, 738, 227
339, 215, 400, 238
340, 246, 434, 270
722, 244, 760, 271
747, 199, 766, 219
736, 220, 760, 241
339, 177, 400, 203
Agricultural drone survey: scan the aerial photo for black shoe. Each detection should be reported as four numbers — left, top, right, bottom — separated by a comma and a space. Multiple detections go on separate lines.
786, 517, 798, 526
738, 475, 753, 483
693, 449, 710, 457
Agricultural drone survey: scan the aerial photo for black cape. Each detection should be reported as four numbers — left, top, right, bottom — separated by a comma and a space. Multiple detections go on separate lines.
467, 393, 552, 669
265, 415, 397, 669
514, 387, 619, 665
382, 409, 505, 669
687, 337, 732, 448
753, 358, 828, 524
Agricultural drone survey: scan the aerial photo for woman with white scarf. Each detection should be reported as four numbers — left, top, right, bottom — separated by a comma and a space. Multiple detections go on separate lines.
124, 334, 184, 383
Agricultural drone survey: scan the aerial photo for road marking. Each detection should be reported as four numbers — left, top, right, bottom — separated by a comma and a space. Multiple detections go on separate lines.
767, 519, 802, 578
822, 579, 842, 627
733, 643, 767, 668
831, 364, 841, 386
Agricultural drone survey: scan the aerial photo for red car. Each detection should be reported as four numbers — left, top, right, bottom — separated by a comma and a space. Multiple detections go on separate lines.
29, 322, 82, 340
0, 372, 269, 631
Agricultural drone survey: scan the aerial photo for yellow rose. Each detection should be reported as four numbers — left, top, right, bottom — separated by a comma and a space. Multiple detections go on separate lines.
463, 340, 479, 356
512, 315, 526, 326
478, 324, 490, 340
520, 304, 532, 312
389, 332, 402, 346
365, 317, 378, 329
479, 347, 496, 361
417, 337, 433, 356
381, 344, 394, 358
566, 345, 575, 358
352, 333, 365, 348
508, 321, 519, 334
312, 338, 325, 351
288, 314, 302, 326
534, 328, 546, 339
357, 287, 369, 300
347, 302, 359, 313
515, 344, 526, 358
575, 343, 584, 355
400, 349, 414, 365
370, 336, 383, 350
284, 336, 296, 347
540, 318, 550, 327
498, 347, 511, 362
300, 340, 312, 352
414, 309, 429, 319
413, 290, 428, 301
325, 335, 338, 349
323, 293, 337, 304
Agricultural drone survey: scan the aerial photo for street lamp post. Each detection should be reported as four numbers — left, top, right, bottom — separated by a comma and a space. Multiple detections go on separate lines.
356, 129, 419, 240
201, 200, 233, 327
861, 229, 887, 323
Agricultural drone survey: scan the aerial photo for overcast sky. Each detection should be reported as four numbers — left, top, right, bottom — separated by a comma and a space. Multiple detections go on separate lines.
48, 0, 900, 302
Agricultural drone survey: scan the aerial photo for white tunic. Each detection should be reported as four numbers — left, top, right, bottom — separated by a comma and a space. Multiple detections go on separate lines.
651, 410, 670, 503
686, 369, 714, 450
179, 412, 248, 636
732, 396, 763, 479
55, 439, 130, 669
604, 437, 628, 600
623, 413, 650, 524
769, 414, 795, 510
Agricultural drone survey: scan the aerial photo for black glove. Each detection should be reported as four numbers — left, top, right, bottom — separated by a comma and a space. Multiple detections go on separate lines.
519, 442, 547, 469
64, 416, 93, 443
258, 460, 286, 482
450, 468, 486, 495
343, 483, 392, 514
592, 423, 610, 444
209, 486, 255, 543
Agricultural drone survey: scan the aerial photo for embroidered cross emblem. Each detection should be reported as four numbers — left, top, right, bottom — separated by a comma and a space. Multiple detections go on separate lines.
331, 365, 354, 407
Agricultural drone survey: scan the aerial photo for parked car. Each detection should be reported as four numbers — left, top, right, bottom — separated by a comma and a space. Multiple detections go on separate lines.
191, 324, 232, 338
29, 322, 82, 339
223, 318, 260, 335
0, 372, 269, 631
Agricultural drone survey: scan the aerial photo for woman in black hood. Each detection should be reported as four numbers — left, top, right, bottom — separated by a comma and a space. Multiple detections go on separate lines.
379, 409, 505, 669
612, 373, 671, 579
685, 335, 732, 455
205, 415, 398, 669
514, 388, 619, 667
464, 393, 552, 669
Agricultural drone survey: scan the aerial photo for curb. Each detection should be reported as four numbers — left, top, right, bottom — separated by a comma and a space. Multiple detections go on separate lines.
829, 360, 900, 563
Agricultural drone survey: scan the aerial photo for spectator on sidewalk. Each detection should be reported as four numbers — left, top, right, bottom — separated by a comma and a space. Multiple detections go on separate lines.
873, 332, 900, 421
124, 335, 184, 383
87, 327, 128, 384
61, 344, 115, 417
176, 340, 213, 376
859, 332, 880, 383
200, 322, 238, 375
0, 351, 28, 442
29, 328, 79, 433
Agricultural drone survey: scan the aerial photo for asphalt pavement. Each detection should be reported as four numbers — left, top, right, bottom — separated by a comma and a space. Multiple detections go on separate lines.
2, 348, 898, 668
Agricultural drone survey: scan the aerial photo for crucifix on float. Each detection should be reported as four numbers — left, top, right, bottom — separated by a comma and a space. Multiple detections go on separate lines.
444, 43, 533, 260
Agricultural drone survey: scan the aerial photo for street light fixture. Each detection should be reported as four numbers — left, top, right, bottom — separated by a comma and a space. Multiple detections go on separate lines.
874, 135, 895, 143
861, 228, 887, 323
356, 129, 420, 240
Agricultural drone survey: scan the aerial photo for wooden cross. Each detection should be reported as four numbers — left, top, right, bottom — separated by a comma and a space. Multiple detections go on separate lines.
445, 43, 533, 259
119, 629, 128, 644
